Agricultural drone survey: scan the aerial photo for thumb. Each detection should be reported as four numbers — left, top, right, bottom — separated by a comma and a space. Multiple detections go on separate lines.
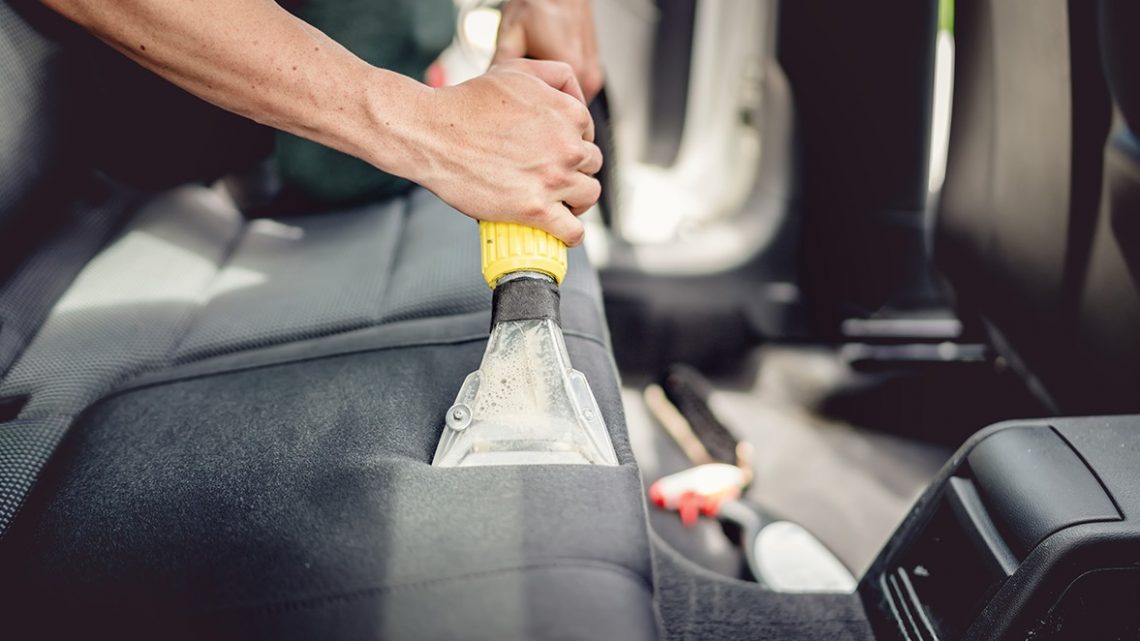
492, 21, 527, 66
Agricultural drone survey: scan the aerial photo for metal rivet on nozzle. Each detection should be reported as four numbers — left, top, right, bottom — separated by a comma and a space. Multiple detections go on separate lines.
446, 404, 473, 431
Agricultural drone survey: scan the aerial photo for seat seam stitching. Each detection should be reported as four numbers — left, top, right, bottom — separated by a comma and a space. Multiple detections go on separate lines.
91, 328, 608, 404
372, 196, 410, 323
210, 558, 651, 617
168, 210, 250, 359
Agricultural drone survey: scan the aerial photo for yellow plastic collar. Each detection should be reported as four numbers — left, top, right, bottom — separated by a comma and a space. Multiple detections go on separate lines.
480, 221, 567, 289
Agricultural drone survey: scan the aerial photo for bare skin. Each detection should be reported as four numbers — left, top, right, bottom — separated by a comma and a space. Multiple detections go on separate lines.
495, 0, 604, 101
40, 0, 602, 245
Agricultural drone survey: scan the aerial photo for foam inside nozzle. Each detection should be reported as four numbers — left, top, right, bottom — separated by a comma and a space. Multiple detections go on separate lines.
432, 276, 618, 467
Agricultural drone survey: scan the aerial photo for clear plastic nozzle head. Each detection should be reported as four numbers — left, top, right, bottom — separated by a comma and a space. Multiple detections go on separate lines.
432, 275, 618, 467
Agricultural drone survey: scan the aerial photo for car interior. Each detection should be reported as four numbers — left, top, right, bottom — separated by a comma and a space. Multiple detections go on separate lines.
1, 0, 1138, 639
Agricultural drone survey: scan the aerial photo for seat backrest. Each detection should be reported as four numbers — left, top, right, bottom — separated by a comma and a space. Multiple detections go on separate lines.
935, 0, 1138, 412
1072, 0, 1140, 411
0, 1, 67, 242
0, 2, 135, 379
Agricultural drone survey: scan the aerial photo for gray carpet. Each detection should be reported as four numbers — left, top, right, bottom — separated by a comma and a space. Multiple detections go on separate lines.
651, 536, 876, 641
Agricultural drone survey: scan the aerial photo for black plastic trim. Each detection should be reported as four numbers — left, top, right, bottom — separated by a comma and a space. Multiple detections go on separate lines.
966, 426, 1121, 559
944, 477, 1019, 577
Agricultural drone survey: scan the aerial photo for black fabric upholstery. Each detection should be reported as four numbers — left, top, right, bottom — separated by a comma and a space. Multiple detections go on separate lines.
0, 2, 139, 527
0, 187, 246, 421
0, 190, 129, 378
0, 0, 64, 232
171, 198, 407, 362
208, 565, 652, 641
0, 187, 601, 418
652, 535, 874, 641
0, 197, 130, 527
0, 174, 655, 639
0, 416, 68, 530
2, 337, 653, 639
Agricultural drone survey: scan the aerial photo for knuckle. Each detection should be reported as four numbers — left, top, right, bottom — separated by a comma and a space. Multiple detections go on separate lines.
574, 104, 592, 128
552, 95, 577, 115
564, 54, 585, 76
542, 165, 567, 189
587, 178, 603, 201
563, 143, 587, 167
551, 60, 574, 76
490, 59, 518, 73
566, 225, 586, 246
521, 201, 548, 223
585, 143, 603, 169
583, 69, 604, 95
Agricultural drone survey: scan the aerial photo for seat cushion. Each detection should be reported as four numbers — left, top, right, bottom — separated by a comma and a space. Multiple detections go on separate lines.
0, 186, 655, 640
0, 186, 606, 522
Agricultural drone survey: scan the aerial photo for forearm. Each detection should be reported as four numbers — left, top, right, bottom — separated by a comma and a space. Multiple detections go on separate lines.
42, 0, 602, 244
42, 0, 433, 180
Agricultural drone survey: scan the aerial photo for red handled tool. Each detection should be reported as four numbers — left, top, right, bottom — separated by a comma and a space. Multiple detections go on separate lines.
648, 463, 749, 527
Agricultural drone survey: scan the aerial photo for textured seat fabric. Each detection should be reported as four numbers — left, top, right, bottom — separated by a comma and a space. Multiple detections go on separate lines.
0, 184, 605, 414
0, 182, 656, 640
0, 1, 135, 378
0, 0, 62, 233
4, 337, 653, 641
0, 2, 655, 635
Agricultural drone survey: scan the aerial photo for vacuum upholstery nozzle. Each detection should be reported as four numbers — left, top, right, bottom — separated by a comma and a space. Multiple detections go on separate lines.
431, 222, 619, 467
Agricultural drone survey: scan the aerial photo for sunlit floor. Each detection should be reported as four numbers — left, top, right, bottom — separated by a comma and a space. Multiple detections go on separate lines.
624, 346, 950, 579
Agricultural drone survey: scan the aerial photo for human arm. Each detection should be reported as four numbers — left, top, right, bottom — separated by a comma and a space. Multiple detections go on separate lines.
40, 0, 601, 243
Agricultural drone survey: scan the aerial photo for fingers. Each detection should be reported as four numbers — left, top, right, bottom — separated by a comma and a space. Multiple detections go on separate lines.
562, 173, 602, 216
577, 140, 603, 176
553, 88, 594, 142
491, 0, 604, 102
491, 20, 526, 66
579, 2, 604, 101
515, 58, 586, 105
581, 100, 595, 143
537, 203, 586, 246
581, 67, 604, 103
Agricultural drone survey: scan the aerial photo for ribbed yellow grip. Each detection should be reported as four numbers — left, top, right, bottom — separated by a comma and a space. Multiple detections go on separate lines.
480, 221, 568, 288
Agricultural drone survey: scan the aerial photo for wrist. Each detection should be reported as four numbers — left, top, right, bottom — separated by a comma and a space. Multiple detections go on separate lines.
347, 67, 438, 185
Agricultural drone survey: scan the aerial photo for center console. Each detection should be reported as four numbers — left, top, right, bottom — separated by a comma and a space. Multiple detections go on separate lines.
860, 416, 1140, 641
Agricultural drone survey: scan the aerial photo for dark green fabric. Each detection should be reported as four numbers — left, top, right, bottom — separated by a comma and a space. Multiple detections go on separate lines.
276, 0, 456, 203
